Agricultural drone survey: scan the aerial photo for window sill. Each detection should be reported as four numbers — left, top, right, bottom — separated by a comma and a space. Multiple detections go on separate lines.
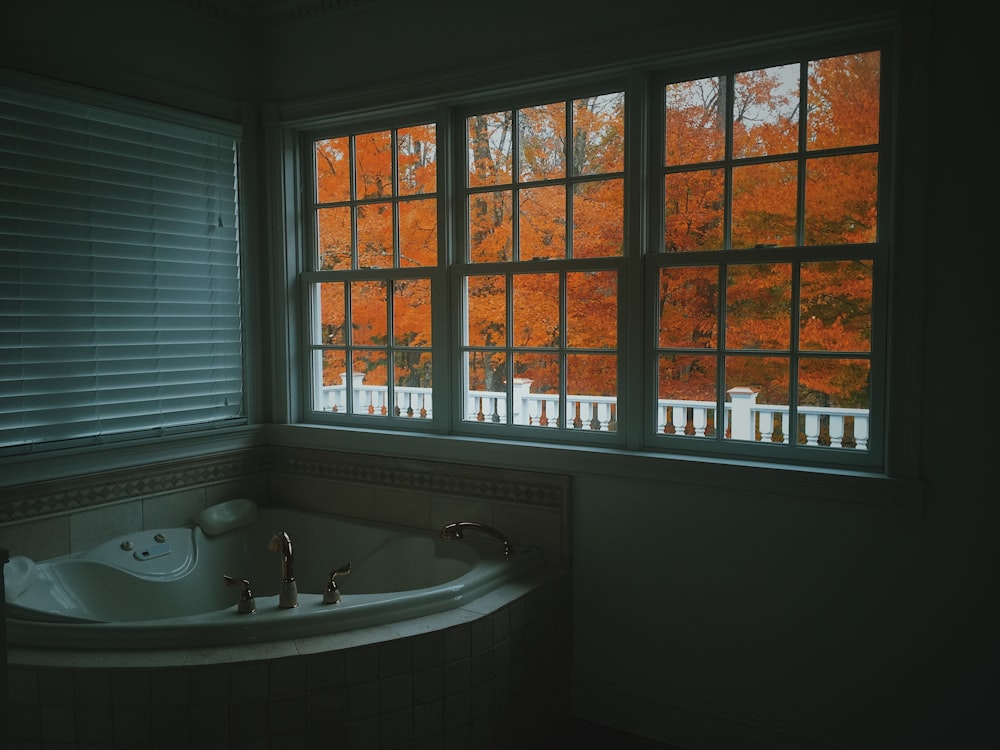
265, 423, 925, 515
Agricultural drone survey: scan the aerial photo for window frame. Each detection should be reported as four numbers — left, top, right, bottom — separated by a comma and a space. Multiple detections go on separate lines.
286, 20, 908, 477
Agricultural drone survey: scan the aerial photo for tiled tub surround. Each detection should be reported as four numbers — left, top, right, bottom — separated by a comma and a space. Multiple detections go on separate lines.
2, 447, 571, 748
8, 566, 571, 749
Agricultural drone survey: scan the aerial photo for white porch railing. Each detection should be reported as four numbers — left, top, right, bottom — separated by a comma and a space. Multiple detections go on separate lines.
320, 374, 868, 449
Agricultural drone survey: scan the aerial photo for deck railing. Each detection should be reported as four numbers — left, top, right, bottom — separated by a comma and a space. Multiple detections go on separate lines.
320, 374, 868, 449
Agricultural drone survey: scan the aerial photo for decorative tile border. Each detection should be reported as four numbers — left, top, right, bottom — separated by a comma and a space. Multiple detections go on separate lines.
0, 450, 263, 524
0, 446, 569, 524
265, 446, 569, 509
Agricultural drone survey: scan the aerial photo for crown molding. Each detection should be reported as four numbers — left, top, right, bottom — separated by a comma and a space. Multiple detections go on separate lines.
157, 0, 379, 29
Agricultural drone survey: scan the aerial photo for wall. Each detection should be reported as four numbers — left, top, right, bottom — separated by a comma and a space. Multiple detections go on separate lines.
3, 1, 996, 749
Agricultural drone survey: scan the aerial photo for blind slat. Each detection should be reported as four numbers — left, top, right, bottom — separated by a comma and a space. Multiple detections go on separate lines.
0, 84, 245, 453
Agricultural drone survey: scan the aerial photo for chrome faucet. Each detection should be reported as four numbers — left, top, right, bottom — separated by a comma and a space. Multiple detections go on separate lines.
268, 531, 298, 608
440, 521, 514, 559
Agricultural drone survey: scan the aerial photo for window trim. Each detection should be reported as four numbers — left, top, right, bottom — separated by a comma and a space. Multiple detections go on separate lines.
271, 14, 922, 485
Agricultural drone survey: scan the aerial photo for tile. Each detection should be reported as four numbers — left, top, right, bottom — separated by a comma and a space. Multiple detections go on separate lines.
380, 673, 413, 713
380, 706, 414, 746
442, 625, 470, 664
269, 656, 307, 698
411, 630, 443, 671
412, 663, 444, 706
379, 637, 412, 678
0, 514, 70, 561
373, 487, 431, 529
73, 669, 112, 707
141, 489, 206, 529
69, 500, 142, 553
345, 645, 379, 683
348, 680, 380, 720
306, 649, 345, 688
444, 659, 470, 696
413, 697, 444, 738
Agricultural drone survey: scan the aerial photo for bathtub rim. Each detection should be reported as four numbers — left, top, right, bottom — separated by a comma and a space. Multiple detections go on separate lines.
6, 564, 567, 669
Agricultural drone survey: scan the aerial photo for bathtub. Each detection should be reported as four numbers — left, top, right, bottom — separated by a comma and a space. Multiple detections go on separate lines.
3, 498, 545, 649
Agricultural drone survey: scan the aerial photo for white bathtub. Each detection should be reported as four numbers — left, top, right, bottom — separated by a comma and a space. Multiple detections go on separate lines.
4, 499, 544, 649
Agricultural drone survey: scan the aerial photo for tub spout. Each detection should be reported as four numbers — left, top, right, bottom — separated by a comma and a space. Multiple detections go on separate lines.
268, 531, 298, 608
440, 521, 514, 559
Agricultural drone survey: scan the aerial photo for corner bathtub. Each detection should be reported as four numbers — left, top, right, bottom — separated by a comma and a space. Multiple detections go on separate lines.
3, 499, 544, 649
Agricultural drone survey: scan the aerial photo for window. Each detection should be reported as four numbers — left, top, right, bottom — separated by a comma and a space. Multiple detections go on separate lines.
0, 79, 245, 455
297, 28, 893, 471
305, 123, 438, 421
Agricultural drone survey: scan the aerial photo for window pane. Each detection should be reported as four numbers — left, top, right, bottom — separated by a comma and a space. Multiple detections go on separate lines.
658, 266, 718, 348
514, 352, 559, 400
804, 153, 878, 245
354, 351, 388, 414
664, 169, 724, 251
567, 270, 616, 348
468, 190, 513, 262
808, 51, 880, 151
393, 350, 432, 419
733, 63, 799, 158
518, 101, 566, 182
355, 130, 393, 199
317, 281, 346, 345
350, 280, 387, 345
317, 206, 352, 270
573, 92, 624, 175
316, 136, 350, 203
726, 263, 791, 350
393, 278, 431, 347
397, 124, 436, 196
399, 198, 437, 266
318, 350, 347, 412
519, 185, 565, 260
657, 354, 717, 435
357, 202, 393, 268
573, 179, 623, 258
665, 76, 725, 166
800, 260, 872, 352
731, 161, 797, 248
512, 273, 559, 347
798, 357, 870, 448
468, 111, 512, 187
567, 353, 617, 430
465, 351, 507, 406
725, 356, 790, 443
465, 275, 506, 347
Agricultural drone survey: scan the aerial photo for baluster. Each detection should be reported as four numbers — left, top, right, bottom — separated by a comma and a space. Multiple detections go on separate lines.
758, 410, 774, 443
780, 412, 789, 443
693, 407, 707, 437
853, 415, 869, 450
804, 413, 820, 446
829, 415, 844, 448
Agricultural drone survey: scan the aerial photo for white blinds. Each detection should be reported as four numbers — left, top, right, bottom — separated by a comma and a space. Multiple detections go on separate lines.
0, 84, 245, 454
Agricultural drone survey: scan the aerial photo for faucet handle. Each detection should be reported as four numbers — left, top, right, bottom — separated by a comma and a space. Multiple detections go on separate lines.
322, 562, 352, 604
223, 574, 256, 614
